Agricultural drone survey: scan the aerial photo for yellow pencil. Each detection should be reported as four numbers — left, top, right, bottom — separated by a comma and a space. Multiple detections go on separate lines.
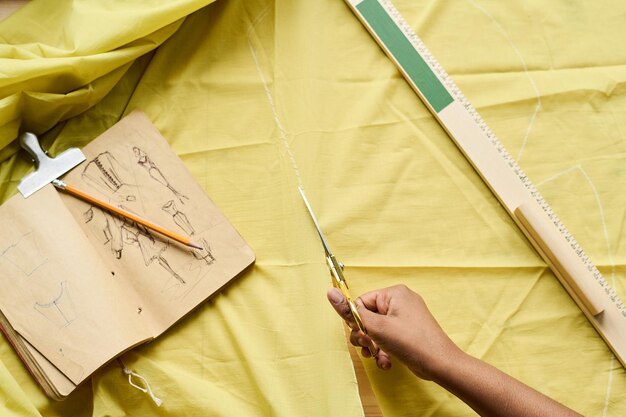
51, 179, 202, 250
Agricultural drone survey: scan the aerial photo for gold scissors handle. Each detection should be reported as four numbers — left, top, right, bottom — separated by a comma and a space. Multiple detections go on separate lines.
326, 253, 366, 333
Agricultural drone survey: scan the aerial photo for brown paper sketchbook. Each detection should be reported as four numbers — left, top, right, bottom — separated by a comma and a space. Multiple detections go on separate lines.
0, 111, 255, 399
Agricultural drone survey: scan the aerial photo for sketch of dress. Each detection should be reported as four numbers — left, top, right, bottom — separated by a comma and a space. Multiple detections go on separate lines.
82, 151, 137, 204
162, 200, 194, 235
192, 238, 216, 266
34, 281, 76, 328
1, 231, 48, 276
123, 228, 186, 285
133, 146, 188, 204
84, 207, 125, 259
84, 202, 187, 285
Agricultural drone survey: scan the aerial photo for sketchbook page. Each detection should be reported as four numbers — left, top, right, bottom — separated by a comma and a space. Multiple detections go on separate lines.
0, 185, 152, 385
60, 111, 255, 337
23, 337, 77, 399
0, 307, 76, 399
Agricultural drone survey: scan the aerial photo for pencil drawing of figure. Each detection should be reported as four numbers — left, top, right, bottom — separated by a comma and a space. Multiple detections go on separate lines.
122, 227, 186, 285
34, 281, 76, 328
84, 207, 126, 259
133, 146, 188, 204
192, 237, 216, 266
82, 151, 137, 204
162, 200, 194, 235
1, 231, 48, 276
83, 205, 187, 285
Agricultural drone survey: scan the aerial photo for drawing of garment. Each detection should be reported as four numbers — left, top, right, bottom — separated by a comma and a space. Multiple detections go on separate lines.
162, 200, 194, 235
133, 146, 188, 203
84, 207, 125, 259
34, 281, 76, 328
82, 151, 137, 203
123, 228, 186, 284
1, 231, 48, 276
192, 238, 216, 266
135, 232, 167, 265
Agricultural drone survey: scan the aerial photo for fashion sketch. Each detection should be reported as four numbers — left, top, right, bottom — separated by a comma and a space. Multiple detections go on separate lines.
34, 281, 76, 328
84, 207, 186, 285
84, 207, 125, 259
192, 237, 216, 266
160, 201, 216, 266
133, 146, 188, 204
82, 151, 138, 205
162, 200, 194, 236
77, 146, 220, 294
1, 231, 48, 276
122, 226, 186, 285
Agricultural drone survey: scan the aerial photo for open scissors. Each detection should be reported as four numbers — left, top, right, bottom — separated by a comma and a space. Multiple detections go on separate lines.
298, 187, 378, 356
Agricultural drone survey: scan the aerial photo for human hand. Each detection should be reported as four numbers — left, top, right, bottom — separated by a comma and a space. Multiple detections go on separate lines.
327, 287, 393, 371
327, 284, 462, 381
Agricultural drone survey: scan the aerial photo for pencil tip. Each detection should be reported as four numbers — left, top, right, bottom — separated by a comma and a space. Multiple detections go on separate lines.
189, 242, 203, 250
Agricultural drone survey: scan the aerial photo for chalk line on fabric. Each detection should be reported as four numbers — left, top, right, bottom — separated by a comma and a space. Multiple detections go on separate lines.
465, 0, 541, 163
247, 8, 304, 190
537, 164, 617, 413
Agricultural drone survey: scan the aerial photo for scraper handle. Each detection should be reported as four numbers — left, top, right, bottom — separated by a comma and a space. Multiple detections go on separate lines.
20, 132, 52, 167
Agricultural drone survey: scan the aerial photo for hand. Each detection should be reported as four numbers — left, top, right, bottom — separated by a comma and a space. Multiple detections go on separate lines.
327, 284, 462, 381
327, 287, 393, 371
329, 285, 582, 416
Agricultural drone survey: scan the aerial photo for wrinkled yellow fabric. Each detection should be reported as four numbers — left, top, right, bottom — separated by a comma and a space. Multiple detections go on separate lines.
0, 0, 214, 162
1, 0, 626, 416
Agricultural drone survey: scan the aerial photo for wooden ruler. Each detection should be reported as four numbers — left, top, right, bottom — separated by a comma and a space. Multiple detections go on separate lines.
344, 0, 626, 367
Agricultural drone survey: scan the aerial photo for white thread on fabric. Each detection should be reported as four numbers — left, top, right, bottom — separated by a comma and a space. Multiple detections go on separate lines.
118, 359, 163, 407
603, 356, 615, 417
537, 164, 617, 412
535, 166, 579, 187
247, 7, 304, 190
247, 8, 361, 414
465, 0, 541, 163
537, 165, 616, 284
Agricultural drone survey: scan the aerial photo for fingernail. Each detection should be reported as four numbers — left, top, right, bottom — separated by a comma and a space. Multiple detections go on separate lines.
382, 362, 390, 370
328, 288, 343, 304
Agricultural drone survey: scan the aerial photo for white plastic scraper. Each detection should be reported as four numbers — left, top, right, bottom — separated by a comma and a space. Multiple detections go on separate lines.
17, 132, 86, 198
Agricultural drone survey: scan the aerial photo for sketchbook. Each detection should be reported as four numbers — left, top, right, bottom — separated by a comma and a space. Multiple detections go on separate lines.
0, 111, 255, 400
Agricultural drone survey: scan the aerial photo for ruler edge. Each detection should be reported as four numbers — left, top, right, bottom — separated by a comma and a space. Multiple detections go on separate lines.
344, 0, 626, 368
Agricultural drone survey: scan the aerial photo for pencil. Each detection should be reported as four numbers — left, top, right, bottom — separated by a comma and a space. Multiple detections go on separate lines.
51, 179, 203, 250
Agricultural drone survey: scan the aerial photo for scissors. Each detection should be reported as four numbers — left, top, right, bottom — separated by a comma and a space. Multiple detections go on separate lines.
298, 187, 378, 356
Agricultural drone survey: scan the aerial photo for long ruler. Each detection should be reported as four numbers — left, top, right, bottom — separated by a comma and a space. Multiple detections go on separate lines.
344, 0, 626, 367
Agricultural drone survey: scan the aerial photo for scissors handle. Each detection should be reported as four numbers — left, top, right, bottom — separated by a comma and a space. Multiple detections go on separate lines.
326, 255, 379, 357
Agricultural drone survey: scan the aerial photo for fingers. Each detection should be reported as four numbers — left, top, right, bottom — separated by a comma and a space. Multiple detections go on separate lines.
328, 288, 383, 344
327, 288, 360, 331
349, 328, 370, 347
356, 288, 392, 316
349, 328, 392, 370
327, 287, 393, 370
374, 348, 392, 370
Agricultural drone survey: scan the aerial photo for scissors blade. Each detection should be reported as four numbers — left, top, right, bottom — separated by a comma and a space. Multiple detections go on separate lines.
298, 187, 376, 351
298, 187, 333, 256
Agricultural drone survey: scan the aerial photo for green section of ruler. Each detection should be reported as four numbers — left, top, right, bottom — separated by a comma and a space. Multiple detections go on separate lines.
356, 0, 453, 112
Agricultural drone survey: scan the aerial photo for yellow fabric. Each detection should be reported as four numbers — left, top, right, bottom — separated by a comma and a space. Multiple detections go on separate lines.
1, 0, 626, 416
0, 0, 214, 162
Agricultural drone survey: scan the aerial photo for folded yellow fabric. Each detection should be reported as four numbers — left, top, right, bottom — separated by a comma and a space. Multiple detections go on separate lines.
0, 0, 214, 162
1, 0, 626, 416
